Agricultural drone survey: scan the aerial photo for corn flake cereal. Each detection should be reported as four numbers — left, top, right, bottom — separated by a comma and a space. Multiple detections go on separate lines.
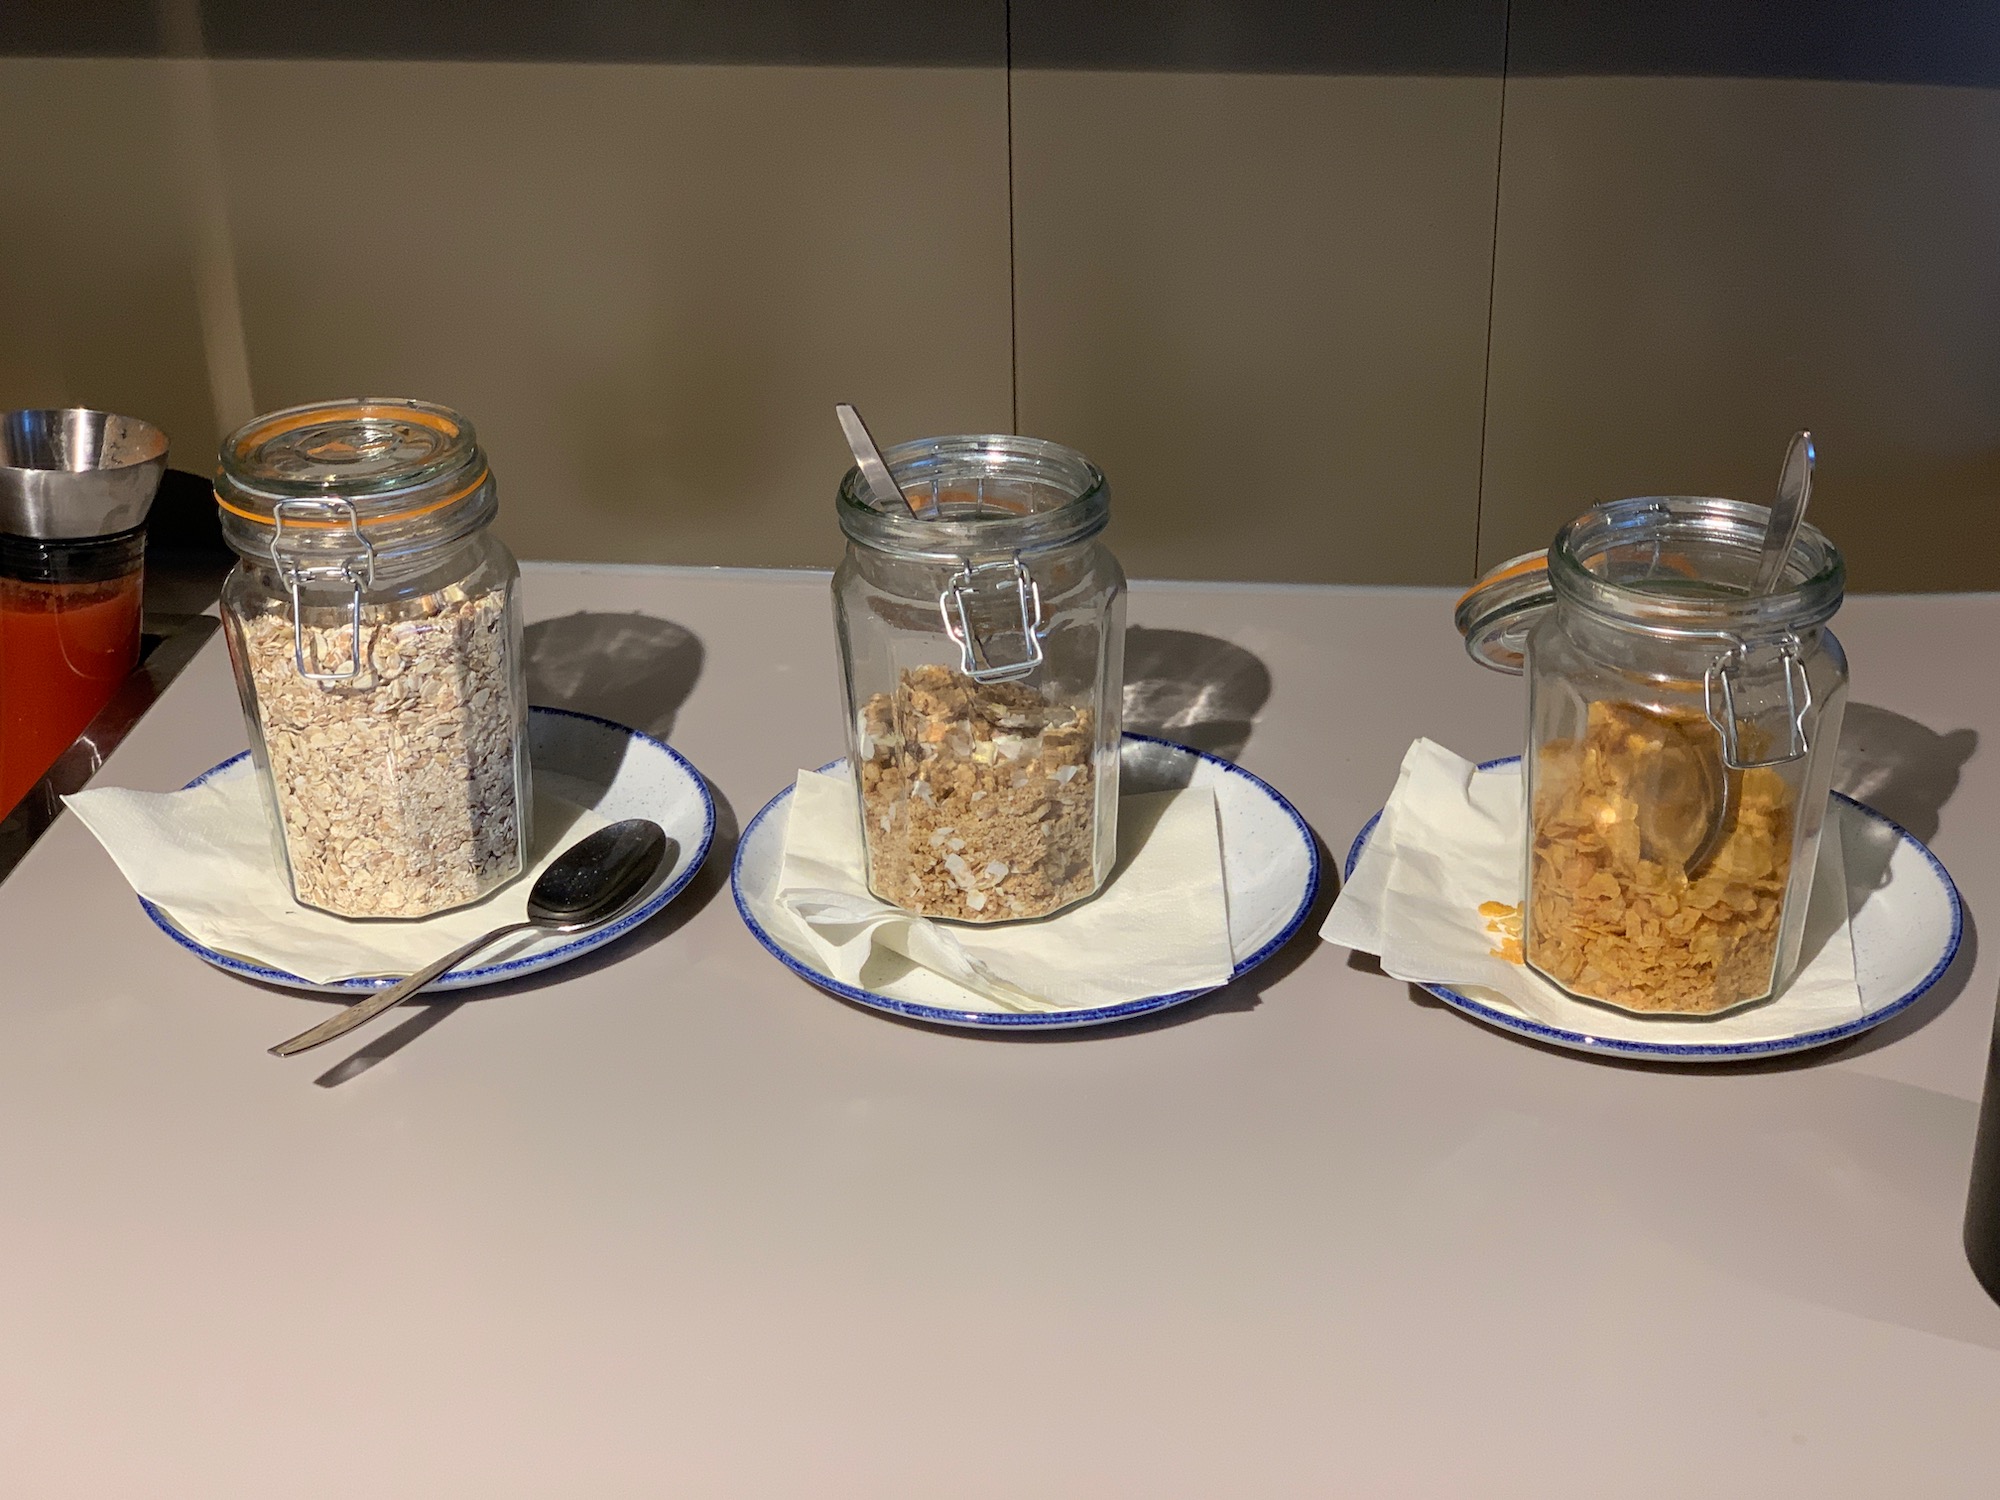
1526, 700, 1792, 1014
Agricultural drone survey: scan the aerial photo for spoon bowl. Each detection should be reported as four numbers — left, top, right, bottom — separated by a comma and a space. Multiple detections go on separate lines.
526, 819, 670, 925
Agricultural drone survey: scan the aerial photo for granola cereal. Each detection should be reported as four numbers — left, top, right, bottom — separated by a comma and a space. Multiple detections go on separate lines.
1526, 699, 1792, 1014
236, 583, 524, 917
858, 663, 1101, 921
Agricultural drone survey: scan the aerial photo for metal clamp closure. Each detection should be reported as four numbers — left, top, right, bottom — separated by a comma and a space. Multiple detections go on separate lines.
1703, 633, 1812, 770
938, 557, 1048, 683
270, 498, 376, 683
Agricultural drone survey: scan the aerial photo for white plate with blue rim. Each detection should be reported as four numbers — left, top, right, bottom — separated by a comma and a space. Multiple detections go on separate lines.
141, 707, 715, 993
732, 733, 1322, 1030
1344, 757, 1963, 1061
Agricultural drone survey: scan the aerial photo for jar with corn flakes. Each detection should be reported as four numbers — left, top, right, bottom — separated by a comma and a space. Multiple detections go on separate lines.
1456, 496, 1847, 1015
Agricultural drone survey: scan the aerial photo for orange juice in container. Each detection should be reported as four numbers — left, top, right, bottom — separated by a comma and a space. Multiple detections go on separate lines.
0, 410, 164, 817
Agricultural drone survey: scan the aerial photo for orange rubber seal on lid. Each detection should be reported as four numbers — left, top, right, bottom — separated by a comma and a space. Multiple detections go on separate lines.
217, 399, 485, 528
213, 466, 489, 529
228, 400, 459, 453
1454, 552, 1548, 612
1454, 546, 1707, 613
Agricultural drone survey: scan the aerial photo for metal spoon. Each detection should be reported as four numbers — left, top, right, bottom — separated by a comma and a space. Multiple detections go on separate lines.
269, 819, 671, 1057
835, 402, 928, 518
1752, 430, 1815, 597
1681, 430, 1815, 877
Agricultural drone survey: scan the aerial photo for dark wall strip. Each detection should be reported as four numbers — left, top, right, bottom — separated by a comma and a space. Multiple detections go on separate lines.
14, 0, 2000, 86
12, 0, 1007, 67
1507, 0, 2000, 90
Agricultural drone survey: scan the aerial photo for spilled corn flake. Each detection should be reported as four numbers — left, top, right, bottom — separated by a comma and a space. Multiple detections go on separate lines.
1479, 900, 1524, 964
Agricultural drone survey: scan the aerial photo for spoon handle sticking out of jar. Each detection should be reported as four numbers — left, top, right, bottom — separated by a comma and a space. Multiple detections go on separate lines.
1752, 431, 1814, 597
835, 403, 928, 519
1684, 430, 1815, 878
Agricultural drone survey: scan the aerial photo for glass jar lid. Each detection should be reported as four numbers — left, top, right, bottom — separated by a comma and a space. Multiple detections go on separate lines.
1455, 496, 1845, 676
217, 399, 502, 683
215, 398, 499, 587
837, 433, 1112, 684
836, 433, 1108, 564
1453, 550, 1555, 674
216, 399, 488, 526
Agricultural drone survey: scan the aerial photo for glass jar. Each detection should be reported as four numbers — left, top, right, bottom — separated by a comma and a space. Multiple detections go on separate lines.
215, 399, 530, 919
833, 434, 1125, 923
1457, 495, 1848, 1015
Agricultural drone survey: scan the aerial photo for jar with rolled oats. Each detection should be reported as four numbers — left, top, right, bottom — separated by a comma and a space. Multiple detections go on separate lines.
1456, 495, 1848, 1015
833, 434, 1125, 923
215, 399, 530, 918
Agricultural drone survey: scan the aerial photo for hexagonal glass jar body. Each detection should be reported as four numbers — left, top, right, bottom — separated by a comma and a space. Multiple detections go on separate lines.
833, 435, 1125, 923
216, 400, 531, 919
1516, 497, 1848, 1015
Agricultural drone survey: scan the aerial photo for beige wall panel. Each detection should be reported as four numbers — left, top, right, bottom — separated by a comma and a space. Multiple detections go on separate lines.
1011, 70, 1502, 585
1482, 77, 2000, 592
209, 61, 1013, 568
0, 60, 224, 470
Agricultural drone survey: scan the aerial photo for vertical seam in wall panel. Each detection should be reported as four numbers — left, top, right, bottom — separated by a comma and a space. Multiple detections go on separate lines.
1004, 0, 1019, 433
1473, 1, 1513, 578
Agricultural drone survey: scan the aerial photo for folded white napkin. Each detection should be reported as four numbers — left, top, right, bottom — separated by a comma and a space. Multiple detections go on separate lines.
775, 769, 1234, 1012
65, 763, 606, 984
1322, 739, 1861, 1033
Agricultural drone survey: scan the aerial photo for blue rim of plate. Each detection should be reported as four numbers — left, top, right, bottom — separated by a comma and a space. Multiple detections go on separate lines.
1343, 755, 1964, 1060
139, 706, 717, 992
731, 732, 1322, 1029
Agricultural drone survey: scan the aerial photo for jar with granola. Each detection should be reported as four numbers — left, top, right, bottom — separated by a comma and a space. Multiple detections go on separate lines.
1456, 496, 1848, 1015
833, 434, 1125, 922
216, 399, 531, 918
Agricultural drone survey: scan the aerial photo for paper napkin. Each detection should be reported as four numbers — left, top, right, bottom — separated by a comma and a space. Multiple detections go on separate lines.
774, 769, 1234, 1012
66, 762, 606, 984
1322, 739, 1861, 1032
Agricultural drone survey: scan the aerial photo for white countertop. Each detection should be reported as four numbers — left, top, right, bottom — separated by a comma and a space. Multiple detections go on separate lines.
2, 563, 1996, 1495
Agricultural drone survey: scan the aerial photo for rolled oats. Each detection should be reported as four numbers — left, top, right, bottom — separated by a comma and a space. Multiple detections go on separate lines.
858, 663, 1100, 921
1525, 699, 1792, 1014
236, 583, 524, 918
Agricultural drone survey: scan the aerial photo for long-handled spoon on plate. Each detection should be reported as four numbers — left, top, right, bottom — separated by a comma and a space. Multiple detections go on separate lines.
269, 819, 670, 1057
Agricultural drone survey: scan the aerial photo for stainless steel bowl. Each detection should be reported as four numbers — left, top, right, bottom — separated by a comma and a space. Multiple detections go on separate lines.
0, 409, 168, 538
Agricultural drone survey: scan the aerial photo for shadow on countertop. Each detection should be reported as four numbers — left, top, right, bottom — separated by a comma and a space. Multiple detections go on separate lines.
1121, 626, 1272, 763
1832, 701, 1977, 846
524, 610, 704, 741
